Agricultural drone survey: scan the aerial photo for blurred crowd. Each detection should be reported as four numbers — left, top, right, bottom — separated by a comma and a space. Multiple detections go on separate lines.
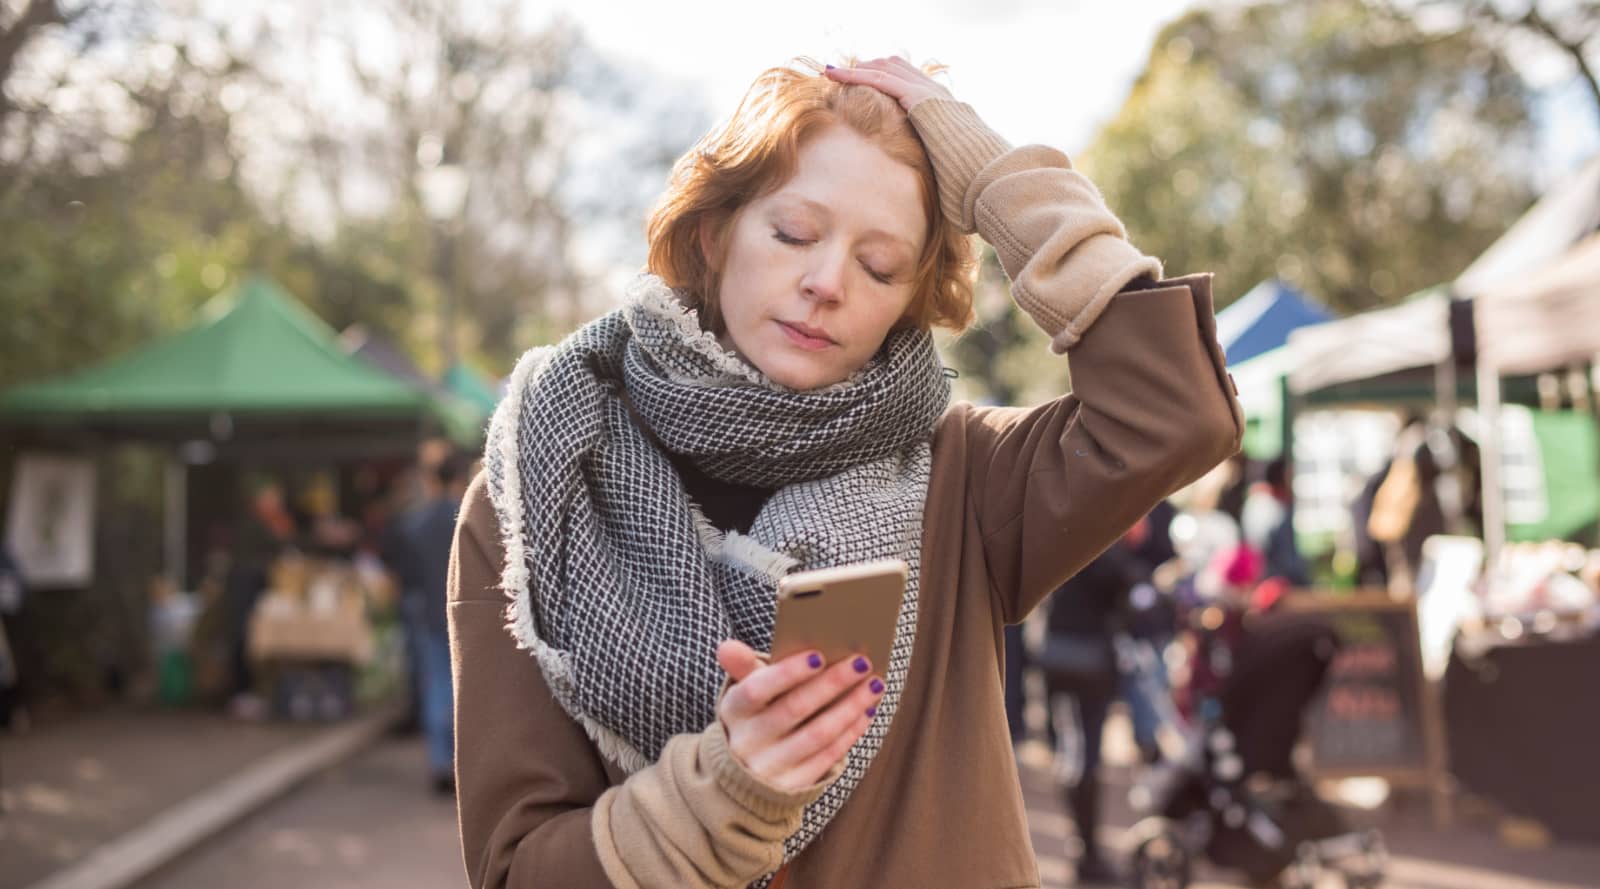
0, 442, 478, 796
1010, 448, 1369, 882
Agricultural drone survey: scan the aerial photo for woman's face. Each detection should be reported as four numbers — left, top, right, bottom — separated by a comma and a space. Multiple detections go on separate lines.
704, 124, 927, 391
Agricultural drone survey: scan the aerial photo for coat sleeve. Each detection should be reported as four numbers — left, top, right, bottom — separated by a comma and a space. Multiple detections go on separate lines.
963, 274, 1244, 624
450, 473, 832, 889
904, 99, 1242, 624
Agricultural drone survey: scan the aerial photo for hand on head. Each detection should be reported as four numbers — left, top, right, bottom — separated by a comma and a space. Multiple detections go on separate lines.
823, 56, 954, 111
715, 639, 885, 792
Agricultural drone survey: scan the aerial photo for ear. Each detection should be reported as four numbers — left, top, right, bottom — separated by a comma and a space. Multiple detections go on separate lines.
697, 214, 724, 270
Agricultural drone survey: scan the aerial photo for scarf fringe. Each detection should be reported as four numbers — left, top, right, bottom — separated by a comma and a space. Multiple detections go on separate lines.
488, 345, 543, 630
486, 344, 655, 773
626, 277, 776, 390
718, 532, 799, 584
692, 504, 800, 584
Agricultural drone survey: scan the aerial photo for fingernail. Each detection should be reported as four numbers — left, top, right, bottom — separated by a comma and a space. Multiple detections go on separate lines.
866, 705, 877, 718
869, 678, 885, 694
825, 64, 836, 71
853, 656, 869, 673
807, 652, 823, 669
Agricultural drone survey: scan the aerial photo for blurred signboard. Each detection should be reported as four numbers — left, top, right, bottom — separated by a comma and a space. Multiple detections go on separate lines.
4, 453, 95, 589
1287, 591, 1451, 824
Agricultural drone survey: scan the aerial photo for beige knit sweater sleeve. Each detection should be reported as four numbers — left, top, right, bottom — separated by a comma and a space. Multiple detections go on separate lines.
907, 98, 1162, 351
591, 722, 836, 889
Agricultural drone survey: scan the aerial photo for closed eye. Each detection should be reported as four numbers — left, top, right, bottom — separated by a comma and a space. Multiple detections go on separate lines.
775, 227, 896, 284
861, 262, 894, 285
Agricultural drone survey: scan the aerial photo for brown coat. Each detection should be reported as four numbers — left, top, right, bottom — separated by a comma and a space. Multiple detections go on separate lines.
449, 100, 1244, 889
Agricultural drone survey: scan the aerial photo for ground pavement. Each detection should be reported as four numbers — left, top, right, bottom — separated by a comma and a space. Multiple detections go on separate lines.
6, 705, 1599, 889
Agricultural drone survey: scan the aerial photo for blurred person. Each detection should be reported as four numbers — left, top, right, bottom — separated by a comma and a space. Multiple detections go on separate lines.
396, 452, 471, 795
1367, 418, 1447, 593
1039, 535, 1145, 884
1176, 541, 1262, 722
225, 479, 298, 717
1351, 411, 1423, 588
450, 56, 1240, 888
0, 544, 26, 731
1241, 456, 1310, 587
148, 575, 200, 706
1350, 458, 1393, 588
381, 462, 429, 734
1216, 451, 1251, 526
1003, 621, 1029, 746
1120, 500, 1179, 764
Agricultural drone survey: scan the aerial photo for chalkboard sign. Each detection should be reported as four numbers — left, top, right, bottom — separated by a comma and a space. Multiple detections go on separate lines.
1284, 591, 1449, 821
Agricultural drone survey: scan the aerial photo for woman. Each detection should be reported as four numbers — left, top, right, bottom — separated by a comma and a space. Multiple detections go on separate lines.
451, 56, 1242, 889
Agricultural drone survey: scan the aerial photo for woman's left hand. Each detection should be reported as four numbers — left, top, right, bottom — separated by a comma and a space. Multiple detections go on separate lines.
824, 57, 953, 112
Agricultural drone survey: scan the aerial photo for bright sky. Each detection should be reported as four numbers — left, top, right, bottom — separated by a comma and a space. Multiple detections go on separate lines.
542, 0, 1200, 155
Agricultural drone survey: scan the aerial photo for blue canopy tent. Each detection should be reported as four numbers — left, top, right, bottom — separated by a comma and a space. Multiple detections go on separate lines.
1215, 279, 1333, 367
1214, 280, 1333, 457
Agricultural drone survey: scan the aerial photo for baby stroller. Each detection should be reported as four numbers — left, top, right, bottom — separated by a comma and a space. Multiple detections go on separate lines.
1124, 609, 1387, 889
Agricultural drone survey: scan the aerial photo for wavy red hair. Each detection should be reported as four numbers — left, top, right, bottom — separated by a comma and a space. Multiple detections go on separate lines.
646, 58, 976, 335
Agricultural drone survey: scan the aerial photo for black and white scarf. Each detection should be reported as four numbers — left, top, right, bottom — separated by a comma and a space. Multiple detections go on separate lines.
483, 273, 949, 871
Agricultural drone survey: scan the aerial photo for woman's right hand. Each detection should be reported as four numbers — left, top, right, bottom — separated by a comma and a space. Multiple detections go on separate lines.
715, 640, 885, 792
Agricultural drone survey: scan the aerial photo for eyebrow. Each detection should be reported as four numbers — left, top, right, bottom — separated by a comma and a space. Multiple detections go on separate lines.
781, 197, 921, 254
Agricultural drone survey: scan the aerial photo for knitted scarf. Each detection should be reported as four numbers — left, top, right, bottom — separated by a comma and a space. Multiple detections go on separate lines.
483, 274, 950, 873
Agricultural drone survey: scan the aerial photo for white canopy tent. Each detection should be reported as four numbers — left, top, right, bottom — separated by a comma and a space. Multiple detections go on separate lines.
1467, 156, 1600, 566
1473, 233, 1600, 564
1282, 155, 1600, 402
1456, 156, 1600, 303
1284, 290, 1452, 397
1474, 234, 1600, 377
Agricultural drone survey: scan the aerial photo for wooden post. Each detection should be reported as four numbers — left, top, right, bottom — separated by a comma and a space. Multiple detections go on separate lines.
1476, 357, 1505, 580
164, 457, 187, 589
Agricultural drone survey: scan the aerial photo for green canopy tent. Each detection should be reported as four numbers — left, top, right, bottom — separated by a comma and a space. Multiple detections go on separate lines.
442, 361, 502, 417
0, 274, 488, 586
0, 275, 484, 447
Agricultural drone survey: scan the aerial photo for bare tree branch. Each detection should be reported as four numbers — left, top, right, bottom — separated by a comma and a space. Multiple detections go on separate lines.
0, 0, 64, 77
1423, 0, 1600, 127
1522, 3, 1600, 125
0, 0, 66, 120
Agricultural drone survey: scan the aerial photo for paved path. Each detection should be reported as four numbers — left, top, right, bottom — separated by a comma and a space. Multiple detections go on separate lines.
132, 732, 1600, 889
0, 711, 322, 889
131, 738, 463, 889
1014, 738, 1600, 889
14, 710, 1593, 889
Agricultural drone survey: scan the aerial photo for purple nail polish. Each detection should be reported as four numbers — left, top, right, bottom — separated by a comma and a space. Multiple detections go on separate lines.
825, 64, 836, 71
869, 678, 885, 694
807, 652, 823, 669
853, 656, 869, 674
866, 705, 877, 718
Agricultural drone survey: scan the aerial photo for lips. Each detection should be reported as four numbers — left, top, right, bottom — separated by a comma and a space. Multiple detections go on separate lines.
777, 320, 836, 351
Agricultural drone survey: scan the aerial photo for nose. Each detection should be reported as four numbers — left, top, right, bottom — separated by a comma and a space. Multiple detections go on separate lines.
800, 245, 847, 306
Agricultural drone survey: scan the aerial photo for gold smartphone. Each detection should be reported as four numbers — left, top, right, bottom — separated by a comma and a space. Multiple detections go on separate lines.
772, 559, 908, 671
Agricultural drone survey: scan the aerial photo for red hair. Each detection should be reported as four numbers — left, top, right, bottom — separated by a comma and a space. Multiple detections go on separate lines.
646, 58, 976, 335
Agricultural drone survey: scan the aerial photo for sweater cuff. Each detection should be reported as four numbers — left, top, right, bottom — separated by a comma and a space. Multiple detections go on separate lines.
591, 789, 643, 889
907, 98, 1012, 233
704, 720, 840, 820
1030, 239, 1164, 353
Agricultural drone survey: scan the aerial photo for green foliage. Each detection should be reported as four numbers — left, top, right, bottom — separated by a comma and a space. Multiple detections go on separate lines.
941, 248, 1065, 406
0, 3, 698, 391
0, 99, 413, 388
1079, 0, 1540, 312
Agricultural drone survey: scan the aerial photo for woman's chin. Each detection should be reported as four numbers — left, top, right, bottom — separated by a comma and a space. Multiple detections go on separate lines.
757, 354, 847, 391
